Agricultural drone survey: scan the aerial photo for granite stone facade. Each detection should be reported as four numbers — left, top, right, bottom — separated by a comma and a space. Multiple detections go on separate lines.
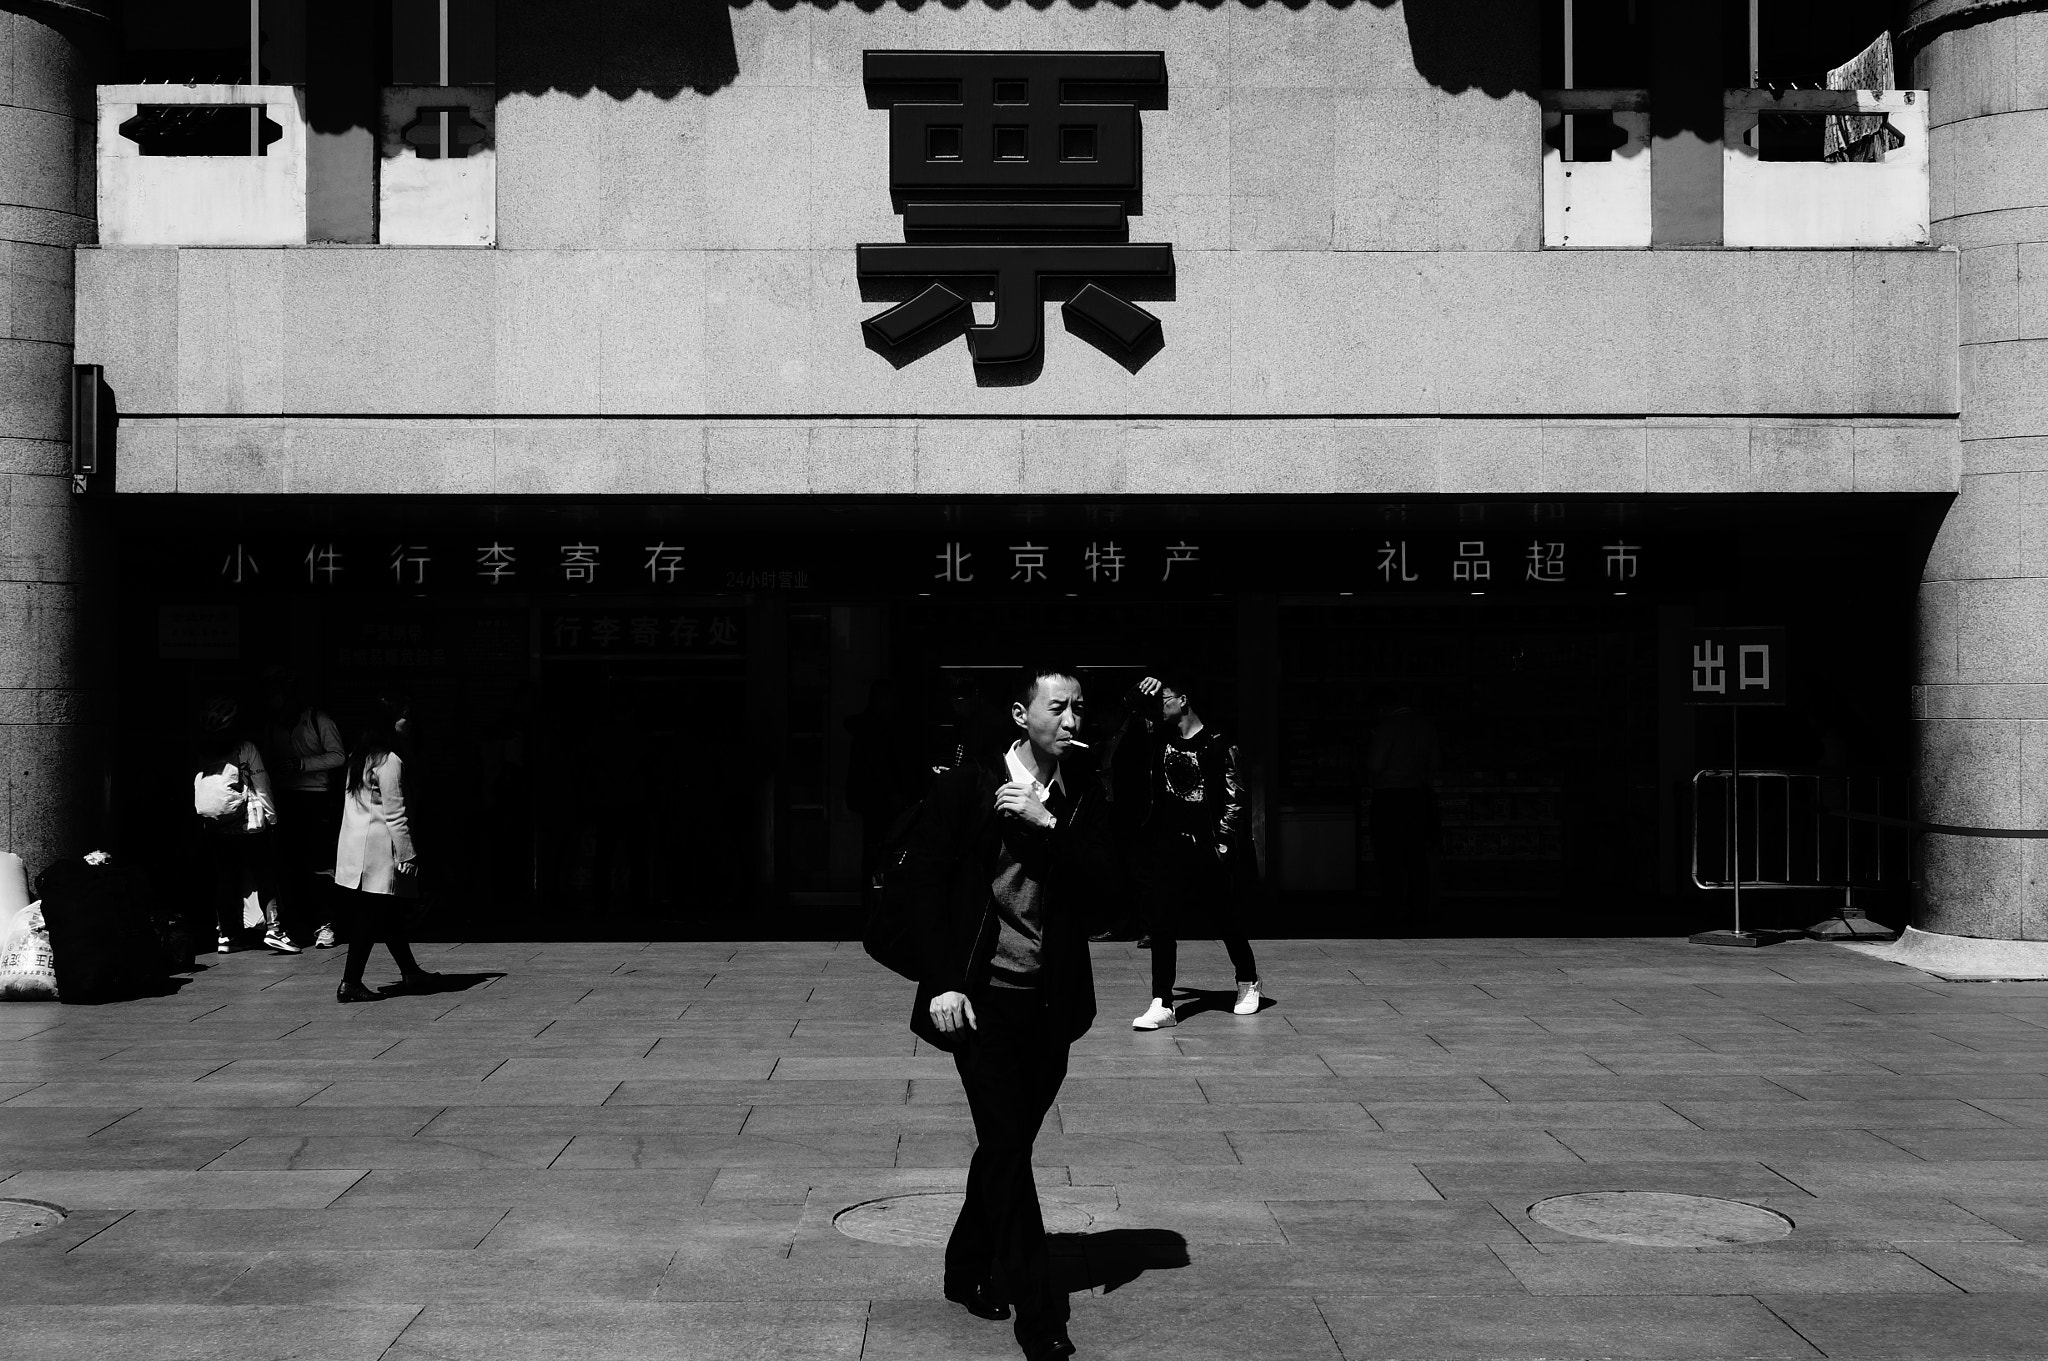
25, 0, 2048, 934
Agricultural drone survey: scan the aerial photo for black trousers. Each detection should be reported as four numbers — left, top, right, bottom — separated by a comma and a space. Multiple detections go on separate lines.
1140, 836, 1257, 1001
335, 886, 421, 985
947, 987, 1071, 1347
200, 831, 273, 939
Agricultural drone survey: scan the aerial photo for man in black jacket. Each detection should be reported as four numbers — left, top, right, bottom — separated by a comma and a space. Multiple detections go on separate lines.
901, 663, 1109, 1361
1110, 672, 1262, 1030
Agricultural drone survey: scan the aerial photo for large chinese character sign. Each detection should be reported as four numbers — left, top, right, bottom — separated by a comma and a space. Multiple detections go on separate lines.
858, 51, 1173, 372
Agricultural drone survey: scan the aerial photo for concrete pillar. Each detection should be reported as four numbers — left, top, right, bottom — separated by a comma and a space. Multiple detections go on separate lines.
1910, 1, 2048, 938
0, 2, 109, 878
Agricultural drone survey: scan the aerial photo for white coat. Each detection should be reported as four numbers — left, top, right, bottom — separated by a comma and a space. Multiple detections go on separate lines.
333, 752, 418, 897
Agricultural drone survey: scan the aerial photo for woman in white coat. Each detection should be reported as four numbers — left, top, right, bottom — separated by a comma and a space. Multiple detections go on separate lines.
333, 693, 438, 1003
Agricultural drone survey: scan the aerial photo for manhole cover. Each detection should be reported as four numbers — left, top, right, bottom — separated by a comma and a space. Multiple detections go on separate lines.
1529, 1192, 1792, 1248
835, 1192, 1094, 1247
0, 1199, 65, 1242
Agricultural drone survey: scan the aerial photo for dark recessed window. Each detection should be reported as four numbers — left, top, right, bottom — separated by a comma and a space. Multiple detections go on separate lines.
994, 125, 1029, 161
926, 125, 963, 161
1060, 125, 1098, 162
994, 78, 1028, 103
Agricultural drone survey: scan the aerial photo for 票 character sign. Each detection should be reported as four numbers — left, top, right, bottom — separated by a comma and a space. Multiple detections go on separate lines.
858, 51, 1174, 373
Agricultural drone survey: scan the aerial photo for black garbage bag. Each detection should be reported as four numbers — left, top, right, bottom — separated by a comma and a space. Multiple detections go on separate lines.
34, 858, 172, 1003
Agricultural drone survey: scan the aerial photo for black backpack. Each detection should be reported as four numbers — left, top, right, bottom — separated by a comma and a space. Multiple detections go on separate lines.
861, 765, 998, 981
860, 798, 932, 981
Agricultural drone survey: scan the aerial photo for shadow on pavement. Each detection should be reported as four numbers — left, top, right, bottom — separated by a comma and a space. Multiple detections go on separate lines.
375, 971, 506, 998
1170, 987, 1276, 1020
1051, 1228, 1191, 1295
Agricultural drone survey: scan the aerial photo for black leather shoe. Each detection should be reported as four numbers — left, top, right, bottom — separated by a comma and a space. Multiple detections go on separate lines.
1021, 1331, 1076, 1360
335, 980, 379, 1004
943, 1280, 1010, 1320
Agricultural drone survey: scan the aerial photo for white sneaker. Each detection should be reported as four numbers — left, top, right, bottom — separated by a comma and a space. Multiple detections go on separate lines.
216, 933, 233, 953
1132, 999, 1176, 1030
1233, 981, 1262, 1015
313, 924, 337, 949
263, 928, 302, 954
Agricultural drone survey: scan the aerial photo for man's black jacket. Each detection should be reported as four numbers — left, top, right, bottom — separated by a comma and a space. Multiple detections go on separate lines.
899, 753, 1112, 1052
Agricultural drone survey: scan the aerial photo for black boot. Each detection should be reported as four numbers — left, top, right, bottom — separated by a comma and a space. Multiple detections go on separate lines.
336, 979, 379, 1004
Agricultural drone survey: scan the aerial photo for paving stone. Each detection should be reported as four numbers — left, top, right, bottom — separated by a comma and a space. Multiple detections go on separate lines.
1315, 1293, 1819, 1359
1054, 1101, 1372, 1132
1073, 1165, 1443, 1201
1760, 1292, 2048, 1357
1134, 1241, 1531, 1294
386, 1299, 868, 1361
1551, 1128, 1926, 1162
0, 1136, 250, 1170
80, 1207, 507, 1251
329, 1168, 719, 1208
1898, 1243, 2048, 1290
553, 1132, 903, 1168
0, 1304, 421, 1360
1671, 1099, 2015, 1129
1058, 1290, 1351, 1360
300, 1079, 622, 1107
9, 937, 2048, 1358
1870, 1128, 2048, 1161
412, 1104, 750, 1139
3, 1081, 332, 1107
1229, 1129, 1586, 1165
90, 1108, 445, 1139
474, 1202, 802, 1252
215, 1249, 673, 1304
1419, 1159, 1808, 1199
0, 1107, 140, 1138
1365, 1100, 1696, 1130
0, 1249, 258, 1303
0, 1170, 365, 1210
1496, 1243, 1960, 1294
1506, 1194, 2018, 1248
1769, 1160, 2048, 1196
203, 1135, 574, 1170
1196, 1075, 1505, 1103
1936, 1195, 2048, 1243
1267, 1198, 1531, 1247
606, 1078, 907, 1104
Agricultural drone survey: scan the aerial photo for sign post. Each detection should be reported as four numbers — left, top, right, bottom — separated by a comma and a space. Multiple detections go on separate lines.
1684, 627, 1788, 947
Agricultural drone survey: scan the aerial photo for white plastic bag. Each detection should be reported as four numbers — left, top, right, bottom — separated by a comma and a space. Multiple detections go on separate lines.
194, 762, 246, 821
0, 902, 58, 1001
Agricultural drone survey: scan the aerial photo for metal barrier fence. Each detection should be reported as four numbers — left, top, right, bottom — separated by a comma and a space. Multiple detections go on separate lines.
1691, 768, 1910, 900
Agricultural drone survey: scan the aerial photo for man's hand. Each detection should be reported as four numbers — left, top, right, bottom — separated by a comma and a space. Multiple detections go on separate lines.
995, 781, 1056, 828
395, 860, 420, 879
1136, 677, 1162, 697
929, 990, 977, 1034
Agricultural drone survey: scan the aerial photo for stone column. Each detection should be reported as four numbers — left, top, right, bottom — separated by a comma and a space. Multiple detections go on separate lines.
0, 2, 108, 877
1911, 1, 2048, 938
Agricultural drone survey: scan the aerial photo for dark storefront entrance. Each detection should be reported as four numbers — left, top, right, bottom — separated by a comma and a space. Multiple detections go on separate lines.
111, 496, 1940, 939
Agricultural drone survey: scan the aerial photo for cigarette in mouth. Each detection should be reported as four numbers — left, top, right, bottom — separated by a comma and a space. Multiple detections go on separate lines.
1064, 739, 1090, 749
